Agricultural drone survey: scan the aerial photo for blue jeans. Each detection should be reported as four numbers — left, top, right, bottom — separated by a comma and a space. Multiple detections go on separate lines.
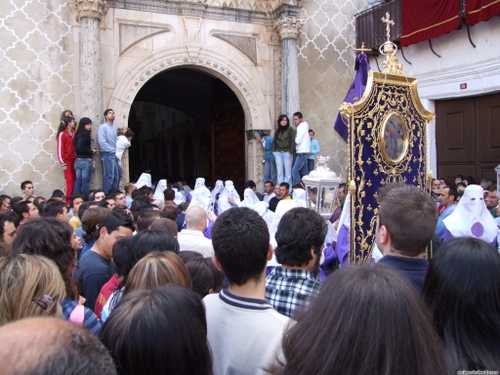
308, 158, 315, 173
273, 151, 293, 185
263, 159, 277, 185
292, 153, 309, 185
73, 158, 93, 200
101, 152, 119, 194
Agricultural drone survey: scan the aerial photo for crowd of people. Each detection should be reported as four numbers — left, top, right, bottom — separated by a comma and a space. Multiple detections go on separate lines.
0, 112, 499, 374
55, 108, 135, 203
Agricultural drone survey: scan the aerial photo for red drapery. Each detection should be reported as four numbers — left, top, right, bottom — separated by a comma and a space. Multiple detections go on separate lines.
465, 0, 500, 25
400, 0, 460, 47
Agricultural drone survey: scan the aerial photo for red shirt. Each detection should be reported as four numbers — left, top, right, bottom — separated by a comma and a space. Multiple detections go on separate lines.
57, 130, 76, 167
94, 274, 121, 320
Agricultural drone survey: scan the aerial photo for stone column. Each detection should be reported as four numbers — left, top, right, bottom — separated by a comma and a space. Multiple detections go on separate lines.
68, 0, 108, 188
275, 16, 304, 120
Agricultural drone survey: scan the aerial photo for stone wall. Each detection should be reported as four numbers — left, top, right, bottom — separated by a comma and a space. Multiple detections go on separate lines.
0, 0, 74, 198
297, 0, 369, 179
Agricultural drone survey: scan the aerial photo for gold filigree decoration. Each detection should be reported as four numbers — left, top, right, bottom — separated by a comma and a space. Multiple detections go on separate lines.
348, 73, 429, 264
379, 12, 405, 77
339, 102, 354, 119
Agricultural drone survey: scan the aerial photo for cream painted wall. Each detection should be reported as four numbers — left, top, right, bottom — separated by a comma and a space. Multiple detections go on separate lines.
297, 0, 370, 180
0, 0, 75, 198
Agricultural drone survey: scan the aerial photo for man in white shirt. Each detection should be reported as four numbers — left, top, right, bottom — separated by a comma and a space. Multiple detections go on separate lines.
291, 111, 311, 185
263, 181, 276, 204
203, 207, 289, 375
177, 206, 214, 257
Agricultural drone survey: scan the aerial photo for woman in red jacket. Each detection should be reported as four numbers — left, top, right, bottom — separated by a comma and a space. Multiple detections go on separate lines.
57, 116, 76, 205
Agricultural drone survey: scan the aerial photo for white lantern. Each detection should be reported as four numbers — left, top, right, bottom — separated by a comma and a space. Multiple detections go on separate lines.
302, 156, 342, 219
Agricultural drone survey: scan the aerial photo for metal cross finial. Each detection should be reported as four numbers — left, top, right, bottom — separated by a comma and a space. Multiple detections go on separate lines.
381, 12, 394, 41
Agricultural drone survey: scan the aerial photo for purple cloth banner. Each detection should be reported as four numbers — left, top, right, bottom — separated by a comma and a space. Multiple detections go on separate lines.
333, 53, 370, 142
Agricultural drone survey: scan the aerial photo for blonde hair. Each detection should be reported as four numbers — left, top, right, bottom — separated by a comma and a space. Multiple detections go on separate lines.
124, 251, 192, 295
0, 255, 66, 325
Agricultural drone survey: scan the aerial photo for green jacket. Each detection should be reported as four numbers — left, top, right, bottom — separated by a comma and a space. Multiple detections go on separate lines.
272, 126, 295, 154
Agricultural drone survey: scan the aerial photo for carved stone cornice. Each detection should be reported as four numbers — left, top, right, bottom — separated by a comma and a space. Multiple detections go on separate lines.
274, 15, 304, 40
174, 0, 304, 13
68, 0, 108, 22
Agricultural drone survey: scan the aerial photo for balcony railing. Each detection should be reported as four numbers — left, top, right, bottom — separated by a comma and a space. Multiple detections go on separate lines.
355, 0, 469, 52
355, 0, 402, 52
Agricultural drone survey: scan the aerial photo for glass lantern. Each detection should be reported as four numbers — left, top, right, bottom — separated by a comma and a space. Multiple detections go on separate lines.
302, 156, 342, 219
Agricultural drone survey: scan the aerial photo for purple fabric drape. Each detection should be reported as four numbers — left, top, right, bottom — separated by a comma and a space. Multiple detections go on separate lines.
333, 53, 370, 142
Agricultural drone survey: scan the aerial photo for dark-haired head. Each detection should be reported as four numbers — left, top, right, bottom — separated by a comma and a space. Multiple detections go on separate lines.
0, 196, 11, 214
463, 175, 476, 186
112, 236, 133, 279
101, 285, 212, 375
20, 181, 33, 191
271, 263, 445, 375
0, 212, 19, 244
51, 189, 65, 200
41, 199, 67, 219
124, 129, 134, 138
11, 217, 77, 299
275, 208, 327, 272
212, 207, 270, 286
130, 229, 179, 257
100, 210, 135, 235
163, 188, 175, 201
183, 256, 224, 298
422, 237, 500, 372
75, 117, 92, 137
137, 211, 162, 231
244, 180, 257, 189
78, 201, 98, 220
276, 114, 290, 131
12, 200, 32, 220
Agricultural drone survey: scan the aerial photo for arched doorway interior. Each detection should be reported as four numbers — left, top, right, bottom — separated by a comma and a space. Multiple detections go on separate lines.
128, 67, 246, 191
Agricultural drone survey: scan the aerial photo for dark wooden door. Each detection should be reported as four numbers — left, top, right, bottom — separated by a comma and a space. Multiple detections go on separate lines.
436, 92, 500, 184
210, 106, 246, 194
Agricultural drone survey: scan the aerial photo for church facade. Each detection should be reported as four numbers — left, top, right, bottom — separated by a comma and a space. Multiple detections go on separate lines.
0, 0, 499, 197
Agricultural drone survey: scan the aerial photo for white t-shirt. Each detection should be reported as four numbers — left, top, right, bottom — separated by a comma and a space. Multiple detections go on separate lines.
203, 289, 290, 375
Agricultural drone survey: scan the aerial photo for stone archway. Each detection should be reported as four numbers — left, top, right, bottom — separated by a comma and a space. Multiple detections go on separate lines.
108, 47, 271, 187
127, 67, 247, 190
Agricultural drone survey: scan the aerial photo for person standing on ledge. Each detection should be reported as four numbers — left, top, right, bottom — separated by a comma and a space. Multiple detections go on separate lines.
255, 131, 276, 186
308, 129, 321, 172
291, 112, 310, 185
272, 114, 295, 185
98, 109, 119, 194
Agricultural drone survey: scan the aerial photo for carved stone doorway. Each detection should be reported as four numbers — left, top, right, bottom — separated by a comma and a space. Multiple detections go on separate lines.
127, 67, 246, 188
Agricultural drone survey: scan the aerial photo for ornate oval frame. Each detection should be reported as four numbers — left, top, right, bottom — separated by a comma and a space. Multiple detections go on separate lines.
380, 112, 409, 165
